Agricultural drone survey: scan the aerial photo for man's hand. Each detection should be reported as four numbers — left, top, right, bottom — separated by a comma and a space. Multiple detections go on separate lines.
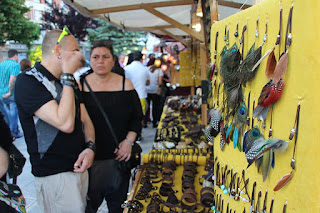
73, 148, 95, 173
2, 92, 11, 99
61, 51, 86, 74
114, 140, 132, 162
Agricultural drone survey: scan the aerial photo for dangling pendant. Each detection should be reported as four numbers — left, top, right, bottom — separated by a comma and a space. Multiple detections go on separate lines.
290, 158, 295, 170
289, 128, 295, 140
229, 189, 235, 199
268, 128, 273, 138
234, 194, 240, 201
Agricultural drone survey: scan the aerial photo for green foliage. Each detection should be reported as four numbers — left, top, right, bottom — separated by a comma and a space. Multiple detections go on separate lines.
29, 45, 42, 66
87, 20, 146, 56
0, 0, 40, 45
42, 3, 98, 41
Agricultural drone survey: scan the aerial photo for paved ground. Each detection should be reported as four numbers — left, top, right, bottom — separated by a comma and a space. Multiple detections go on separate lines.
14, 125, 156, 213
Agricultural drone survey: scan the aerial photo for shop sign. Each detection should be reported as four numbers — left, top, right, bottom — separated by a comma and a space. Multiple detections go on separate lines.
10, 44, 27, 50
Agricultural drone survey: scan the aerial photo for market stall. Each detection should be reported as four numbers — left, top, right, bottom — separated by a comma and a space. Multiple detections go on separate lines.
154, 95, 207, 150
63, 0, 320, 212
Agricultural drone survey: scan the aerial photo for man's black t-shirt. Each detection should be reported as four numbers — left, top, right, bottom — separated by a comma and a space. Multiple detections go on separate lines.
14, 62, 85, 177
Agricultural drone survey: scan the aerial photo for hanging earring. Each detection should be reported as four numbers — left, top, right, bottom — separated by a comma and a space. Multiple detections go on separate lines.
58, 56, 61, 59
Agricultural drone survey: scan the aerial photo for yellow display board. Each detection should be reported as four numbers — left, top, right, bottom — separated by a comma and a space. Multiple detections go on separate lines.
180, 51, 201, 87
210, 0, 320, 211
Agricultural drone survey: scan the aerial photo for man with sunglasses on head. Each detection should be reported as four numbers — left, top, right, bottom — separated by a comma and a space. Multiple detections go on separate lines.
14, 28, 95, 213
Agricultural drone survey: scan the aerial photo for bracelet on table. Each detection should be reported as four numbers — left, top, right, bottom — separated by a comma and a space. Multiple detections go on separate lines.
85, 140, 96, 154
125, 137, 134, 146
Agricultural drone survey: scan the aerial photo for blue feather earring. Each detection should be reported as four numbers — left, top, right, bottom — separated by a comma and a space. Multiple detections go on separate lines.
233, 102, 248, 150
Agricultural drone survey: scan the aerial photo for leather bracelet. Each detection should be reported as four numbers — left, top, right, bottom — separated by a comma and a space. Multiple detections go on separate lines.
85, 140, 96, 154
125, 137, 134, 146
62, 83, 74, 89
61, 73, 75, 87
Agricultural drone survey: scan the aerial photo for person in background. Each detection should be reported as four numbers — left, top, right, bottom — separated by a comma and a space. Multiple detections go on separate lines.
144, 58, 163, 128
124, 51, 150, 126
80, 40, 143, 213
20, 58, 32, 72
118, 53, 126, 68
0, 111, 13, 183
0, 121, 26, 213
0, 49, 22, 138
126, 52, 134, 66
146, 53, 155, 67
14, 28, 95, 212
111, 55, 125, 77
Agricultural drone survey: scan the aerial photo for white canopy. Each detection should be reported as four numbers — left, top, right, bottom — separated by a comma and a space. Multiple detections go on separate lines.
63, 0, 251, 44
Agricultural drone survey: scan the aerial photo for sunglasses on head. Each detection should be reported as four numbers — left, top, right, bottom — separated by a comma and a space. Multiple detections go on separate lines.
52, 27, 72, 53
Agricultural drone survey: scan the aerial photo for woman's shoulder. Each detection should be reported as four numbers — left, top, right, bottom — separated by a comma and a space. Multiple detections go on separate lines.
124, 77, 134, 91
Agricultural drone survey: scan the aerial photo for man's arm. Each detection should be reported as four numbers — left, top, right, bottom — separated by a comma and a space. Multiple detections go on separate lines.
34, 50, 84, 133
2, 75, 17, 98
80, 103, 95, 142
73, 103, 95, 173
34, 86, 76, 133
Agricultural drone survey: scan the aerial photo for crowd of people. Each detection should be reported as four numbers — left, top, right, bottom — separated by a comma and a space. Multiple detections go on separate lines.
0, 28, 176, 212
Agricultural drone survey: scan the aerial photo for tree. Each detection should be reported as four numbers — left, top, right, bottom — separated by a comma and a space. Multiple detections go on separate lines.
87, 19, 146, 56
0, 0, 40, 46
29, 45, 42, 66
42, 1, 98, 41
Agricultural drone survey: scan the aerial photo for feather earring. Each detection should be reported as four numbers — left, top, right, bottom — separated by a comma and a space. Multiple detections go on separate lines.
261, 150, 273, 181
265, 49, 277, 79
259, 6, 283, 79
272, 53, 288, 84
246, 138, 288, 168
204, 108, 222, 143
240, 18, 267, 86
233, 102, 248, 150
241, 91, 251, 150
252, 79, 284, 121
207, 31, 219, 80
273, 4, 294, 84
243, 126, 261, 153
221, 24, 245, 118
274, 172, 293, 191
253, 4, 293, 122
274, 101, 300, 191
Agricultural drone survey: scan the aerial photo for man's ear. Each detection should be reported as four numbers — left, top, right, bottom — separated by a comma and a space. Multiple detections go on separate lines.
53, 44, 62, 57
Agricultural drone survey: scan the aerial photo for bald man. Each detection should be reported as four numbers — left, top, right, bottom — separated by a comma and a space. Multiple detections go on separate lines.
14, 29, 95, 212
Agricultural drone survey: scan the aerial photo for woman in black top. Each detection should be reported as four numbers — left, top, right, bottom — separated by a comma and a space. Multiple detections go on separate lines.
80, 41, 143, 213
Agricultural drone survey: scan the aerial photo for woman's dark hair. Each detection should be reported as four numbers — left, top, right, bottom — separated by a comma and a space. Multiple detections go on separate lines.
20, 58, 31, 71
90, 40, 114, 57
147, 58, 155, 67
149, 57, 161, 72
111, 55, 125, 77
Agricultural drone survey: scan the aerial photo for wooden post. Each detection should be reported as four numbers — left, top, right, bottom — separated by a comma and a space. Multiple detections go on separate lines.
191, 86, 195, 96
210, 0, 219, 24
200, 43, 207, 125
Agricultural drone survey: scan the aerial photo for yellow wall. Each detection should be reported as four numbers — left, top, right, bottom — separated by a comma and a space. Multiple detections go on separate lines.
210, 0, 320, 211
